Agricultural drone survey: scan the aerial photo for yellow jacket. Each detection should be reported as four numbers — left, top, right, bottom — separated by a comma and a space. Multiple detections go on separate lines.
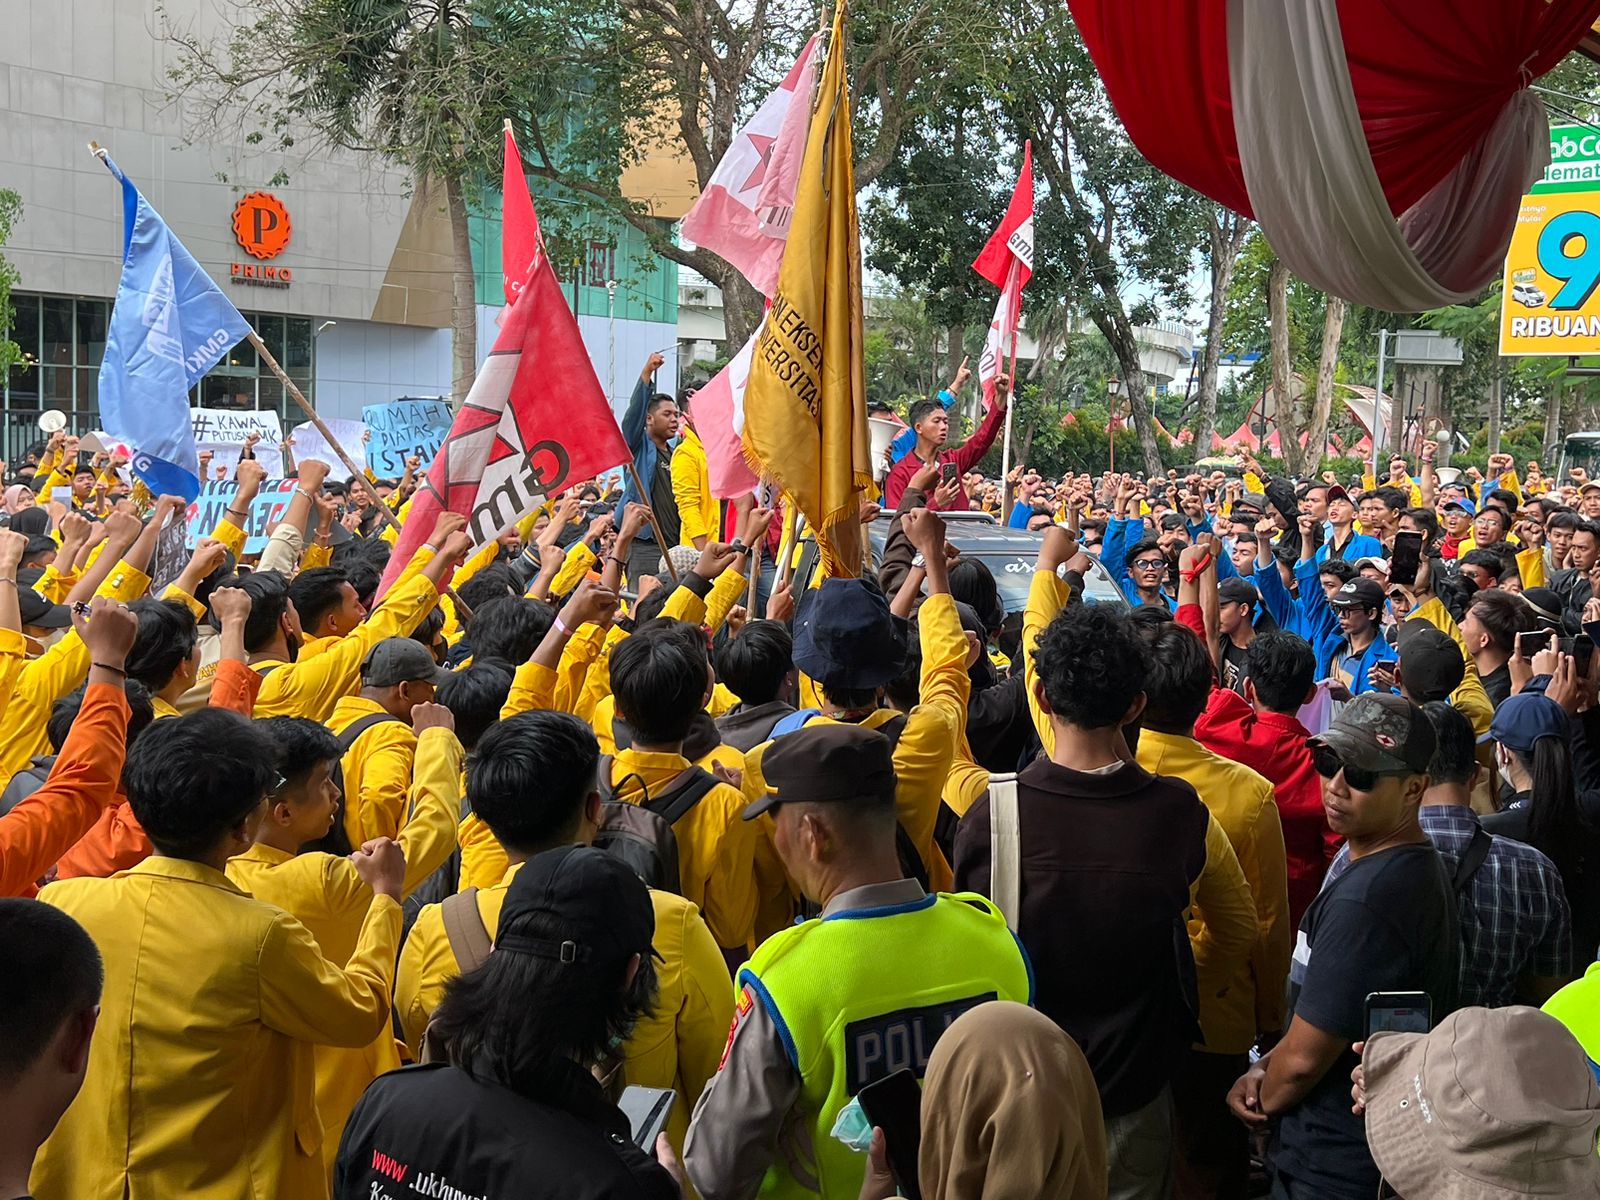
32, 857, 401, 1200
1409, 596, 1494, 736
328, 695, 418, 844
1137, 729, 1290, 1053
251, 568, 439, 721
0, 562, 151, 788
225, 726, 462, 1171
395, 859, 734, 1163
671, 426, 721, 546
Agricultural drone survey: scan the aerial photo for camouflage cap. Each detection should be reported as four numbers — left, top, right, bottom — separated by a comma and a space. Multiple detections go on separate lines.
1310, 692, 1435, 776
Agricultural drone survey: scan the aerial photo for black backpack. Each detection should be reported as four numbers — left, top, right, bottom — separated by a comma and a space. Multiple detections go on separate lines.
305, 712, 408, 857
594, 754, 720, 893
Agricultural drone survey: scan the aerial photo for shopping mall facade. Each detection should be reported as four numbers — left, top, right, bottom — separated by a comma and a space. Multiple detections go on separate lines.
0, 0, 695, 461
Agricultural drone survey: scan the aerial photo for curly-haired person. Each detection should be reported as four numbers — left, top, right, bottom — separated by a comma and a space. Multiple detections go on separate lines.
954, 525, 1256, 1200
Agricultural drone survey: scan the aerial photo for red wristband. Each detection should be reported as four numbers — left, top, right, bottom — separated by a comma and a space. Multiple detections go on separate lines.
1180, 552, 1213, 583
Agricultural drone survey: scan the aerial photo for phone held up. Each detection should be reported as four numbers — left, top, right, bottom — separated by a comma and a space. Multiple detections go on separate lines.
617, 1086, 676, 1155
856, 1068, 924, 1200
1365, 991, 1431, 1038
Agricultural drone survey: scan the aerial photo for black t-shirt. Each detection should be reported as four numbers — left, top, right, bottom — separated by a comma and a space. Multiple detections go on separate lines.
1481, 662, 1512, 709
1220, 640, 1251, 695
334, 1061, 678, 1200
649, 443, 682, 547
1272, 842, 1459, 1199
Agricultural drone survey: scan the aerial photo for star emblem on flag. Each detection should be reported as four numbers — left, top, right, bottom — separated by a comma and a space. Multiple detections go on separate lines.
740, 134, 777, 193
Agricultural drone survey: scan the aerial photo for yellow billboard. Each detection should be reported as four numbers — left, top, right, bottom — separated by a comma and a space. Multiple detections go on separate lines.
1499, 190, 1600, 356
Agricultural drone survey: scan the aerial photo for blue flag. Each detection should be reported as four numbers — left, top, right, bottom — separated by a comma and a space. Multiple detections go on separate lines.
96, 152, 251, 502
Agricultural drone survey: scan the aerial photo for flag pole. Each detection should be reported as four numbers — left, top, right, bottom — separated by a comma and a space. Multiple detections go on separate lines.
246, 330, 474, 617
623, 463, 680, 583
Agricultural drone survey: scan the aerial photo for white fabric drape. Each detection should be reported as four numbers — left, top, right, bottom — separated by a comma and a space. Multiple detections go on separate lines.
1228, 0, 1551, 311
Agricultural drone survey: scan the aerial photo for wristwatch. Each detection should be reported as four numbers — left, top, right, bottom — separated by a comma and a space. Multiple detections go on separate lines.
911, 553, 926, 569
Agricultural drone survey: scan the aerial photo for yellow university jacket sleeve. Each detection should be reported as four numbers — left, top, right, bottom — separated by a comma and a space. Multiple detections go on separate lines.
258, 896, 402, 1048
672, 444, 713, 546
576, 626, 629, 726
1189, 815, 1259, 975
892, 593, 968, 892
1411, 596, 1494, 737
1243, 780, 1291, 1035
551, 543, 597, 597
554, 624, 606, 712
501, 661, 559, 718
457, 814, 509, 891
352, 728, 416, 843
1024, 569, 1071, 757
705, 566, 750, 635
396, 727, 464, 897
674, 901, 739, 1111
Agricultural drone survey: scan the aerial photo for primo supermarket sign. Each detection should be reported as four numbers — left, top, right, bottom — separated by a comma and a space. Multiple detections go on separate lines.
1534, 124, 1600, 194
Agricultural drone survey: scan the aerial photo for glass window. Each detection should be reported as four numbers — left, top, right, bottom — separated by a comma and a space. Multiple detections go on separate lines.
10, 294, 39, 365
258, 375, 285, 419
75, 368, 98, 417
39, 365, 73, 407
75, 300, 107, 366
198, 375, 254, 410
284, 317, 312, 372
41, 298, 73, 366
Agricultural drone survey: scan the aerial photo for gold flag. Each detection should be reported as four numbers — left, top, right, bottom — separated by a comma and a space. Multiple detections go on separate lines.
740, 0, 870, 577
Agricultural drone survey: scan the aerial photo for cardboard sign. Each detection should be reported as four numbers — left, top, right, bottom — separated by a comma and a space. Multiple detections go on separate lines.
362, 399, 452, 476
185, 479, 300, 556
290, 418, 367, 482
193, 407, 285, 479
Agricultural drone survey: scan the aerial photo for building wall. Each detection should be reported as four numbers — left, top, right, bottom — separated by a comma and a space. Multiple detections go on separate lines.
314, 321, 453, 422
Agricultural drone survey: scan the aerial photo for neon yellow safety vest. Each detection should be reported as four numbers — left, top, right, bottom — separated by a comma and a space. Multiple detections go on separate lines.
741, 890, 1032, 1199
1544, 961, 1600, 1087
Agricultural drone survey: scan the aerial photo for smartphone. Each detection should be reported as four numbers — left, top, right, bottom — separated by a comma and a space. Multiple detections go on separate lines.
1518, 628, 1555, 658
940, 461, 957, 486
617, 1085, 676, 1152
1389, 530, 1423, 588
1365, 991, 1432, 1037
856, 1069, 924, 1200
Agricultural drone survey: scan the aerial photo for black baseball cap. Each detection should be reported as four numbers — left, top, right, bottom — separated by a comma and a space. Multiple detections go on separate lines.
1330, 577, 1386, 611
17, 582, 70, 629
1233, 492, 1266, 513
496, 845, 660, 965
1310, 693, 1436, 775
743, 724, 897, 820
360, 637, 451, 688
1395, 621, 1465, 703
1218, 577, 1259, 607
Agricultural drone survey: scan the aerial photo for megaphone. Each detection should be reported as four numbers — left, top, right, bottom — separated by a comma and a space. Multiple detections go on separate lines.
869, 416, 903, 482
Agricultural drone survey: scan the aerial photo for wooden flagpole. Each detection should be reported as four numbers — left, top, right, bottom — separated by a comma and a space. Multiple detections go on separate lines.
247, 331, 473, 618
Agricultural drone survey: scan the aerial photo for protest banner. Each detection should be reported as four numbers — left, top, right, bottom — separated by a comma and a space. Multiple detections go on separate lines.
290, 418, 367, 482
192, 407, 285, 478
185, 478, 299, 555
363, 399, 452, 476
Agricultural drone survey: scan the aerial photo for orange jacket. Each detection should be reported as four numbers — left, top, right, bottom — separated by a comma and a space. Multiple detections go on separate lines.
0, 683, 129, 897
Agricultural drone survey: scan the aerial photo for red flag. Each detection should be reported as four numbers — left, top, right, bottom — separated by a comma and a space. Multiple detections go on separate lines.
974, 145, 1033, 410
972, 143, 1034, 289
502, 125, 542, 307
378, 241, 629, 596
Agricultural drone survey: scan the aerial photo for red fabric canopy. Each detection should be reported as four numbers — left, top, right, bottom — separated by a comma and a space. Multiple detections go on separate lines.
1069, 0, 1600, 221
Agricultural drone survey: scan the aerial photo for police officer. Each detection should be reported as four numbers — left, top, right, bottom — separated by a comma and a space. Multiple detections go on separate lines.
683, 723, 1032, 1199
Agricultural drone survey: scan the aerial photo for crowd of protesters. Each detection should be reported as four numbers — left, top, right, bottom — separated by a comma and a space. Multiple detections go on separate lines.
4, 359, 1600, 1200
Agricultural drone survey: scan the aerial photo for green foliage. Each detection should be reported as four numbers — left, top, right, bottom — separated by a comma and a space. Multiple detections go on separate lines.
0, 189, 20, 373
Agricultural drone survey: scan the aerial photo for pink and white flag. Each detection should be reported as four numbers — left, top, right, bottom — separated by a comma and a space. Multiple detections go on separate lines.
973, 144, 1034, 410
683, 35, 819, 497
680, 34, 820, 297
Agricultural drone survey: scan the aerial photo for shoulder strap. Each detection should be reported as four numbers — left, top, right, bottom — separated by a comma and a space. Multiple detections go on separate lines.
644, 766, 721, 826
1453, 826, 1493, 893
440, 888, 492, 973
988, 773, 1021, 932
256, 663, 280, 679
596, 754, 617, 802
338, 711, 405, 751
770, 708, 821, 739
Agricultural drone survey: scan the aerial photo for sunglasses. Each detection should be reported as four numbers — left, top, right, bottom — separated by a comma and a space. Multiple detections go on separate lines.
1132, 558, 1167, 571
1311, 743, 1406, 793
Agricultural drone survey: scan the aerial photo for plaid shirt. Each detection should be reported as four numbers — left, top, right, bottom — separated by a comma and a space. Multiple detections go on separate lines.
1328, 805, 1572, 1008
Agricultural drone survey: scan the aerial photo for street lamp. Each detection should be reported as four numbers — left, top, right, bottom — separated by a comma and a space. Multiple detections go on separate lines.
1107, 377, 1122, 473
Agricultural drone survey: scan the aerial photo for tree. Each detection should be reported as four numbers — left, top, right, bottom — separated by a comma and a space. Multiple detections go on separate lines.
0, 190, 21, 374
996, 0, 1204, 476
1194, 204, 1252, 452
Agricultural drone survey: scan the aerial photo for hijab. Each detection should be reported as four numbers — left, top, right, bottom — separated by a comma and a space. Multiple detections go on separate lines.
919, 1002, 1107, 1200
3, 484, 34, 514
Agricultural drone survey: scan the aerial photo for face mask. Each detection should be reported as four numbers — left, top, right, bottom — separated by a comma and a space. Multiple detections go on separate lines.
829, 1095, 875, 1153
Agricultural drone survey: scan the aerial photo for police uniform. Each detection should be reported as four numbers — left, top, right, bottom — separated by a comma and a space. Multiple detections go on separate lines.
682, 724, 1033, 1200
